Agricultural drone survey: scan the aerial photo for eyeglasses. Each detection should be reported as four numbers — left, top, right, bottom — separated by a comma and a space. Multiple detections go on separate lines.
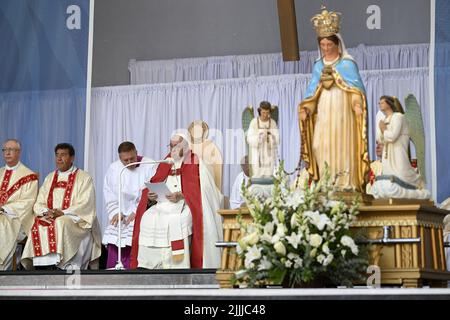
2, 148, 19, 153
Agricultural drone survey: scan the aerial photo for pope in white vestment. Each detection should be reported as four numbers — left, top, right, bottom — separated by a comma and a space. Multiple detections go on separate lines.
102, 141, 156, 269
21, 144, 101, 270
0, 139, 38, 270
130, 134, 223, 269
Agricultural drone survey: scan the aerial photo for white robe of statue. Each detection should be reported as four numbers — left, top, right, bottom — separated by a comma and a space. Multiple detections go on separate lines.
247, 118, 279, 178
102, 157, 156, 247
372, 113, 430, 199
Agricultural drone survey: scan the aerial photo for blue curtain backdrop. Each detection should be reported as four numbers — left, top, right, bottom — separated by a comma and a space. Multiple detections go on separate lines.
0, 0, 90, 180
435, 0, 450, 202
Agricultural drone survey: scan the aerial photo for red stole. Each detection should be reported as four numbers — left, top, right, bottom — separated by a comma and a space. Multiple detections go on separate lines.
130, 152, 204, 269
0, 169, 38, 206
31, 169, 78, 257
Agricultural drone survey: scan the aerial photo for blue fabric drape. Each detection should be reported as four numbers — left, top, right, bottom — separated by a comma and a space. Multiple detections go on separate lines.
435, 0, 450, 202
0, 89, 86, 178
0, 0, 90, 182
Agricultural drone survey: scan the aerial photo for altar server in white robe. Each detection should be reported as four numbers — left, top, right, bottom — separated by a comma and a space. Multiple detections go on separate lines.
230, 155, 250, 209
102, 141, 156, 269
21, 143, 101, 270
130, 133, 223, 269
0, 139, 38, 270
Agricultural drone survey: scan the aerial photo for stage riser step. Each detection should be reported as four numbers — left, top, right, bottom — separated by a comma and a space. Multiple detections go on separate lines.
0, 274, 219, 289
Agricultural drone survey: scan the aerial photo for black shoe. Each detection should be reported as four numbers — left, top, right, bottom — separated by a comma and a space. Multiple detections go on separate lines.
34, 265, 59, 271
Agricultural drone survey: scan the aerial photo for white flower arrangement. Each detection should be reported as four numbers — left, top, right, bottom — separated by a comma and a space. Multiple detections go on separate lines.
234, 162, 368, 288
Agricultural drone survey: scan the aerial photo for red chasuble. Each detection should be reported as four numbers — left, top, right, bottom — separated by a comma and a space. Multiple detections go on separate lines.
130, 151, 204, 269
0, 170, 38, 206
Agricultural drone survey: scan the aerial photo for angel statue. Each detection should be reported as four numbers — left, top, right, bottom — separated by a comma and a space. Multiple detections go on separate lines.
371, 94, 431, 199
242, 101, 279, 180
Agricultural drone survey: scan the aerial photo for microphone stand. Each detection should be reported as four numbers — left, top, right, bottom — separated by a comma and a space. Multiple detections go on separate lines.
115, 159, 173, 270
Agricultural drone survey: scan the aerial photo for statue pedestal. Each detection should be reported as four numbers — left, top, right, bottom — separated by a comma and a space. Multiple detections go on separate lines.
353, 202, 450, 288
215, 202, 450, 288
215, 208, 252, 289
248, 177, 274, 200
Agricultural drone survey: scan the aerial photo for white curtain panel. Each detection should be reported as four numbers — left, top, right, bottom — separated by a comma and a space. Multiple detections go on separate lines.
129, 43, 429, 85
90, 67, 429, 233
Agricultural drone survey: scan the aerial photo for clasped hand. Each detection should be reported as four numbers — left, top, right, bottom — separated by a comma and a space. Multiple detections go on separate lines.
110, 212, 136, 227
43, 208, 64, 220
378, 120, 387, 133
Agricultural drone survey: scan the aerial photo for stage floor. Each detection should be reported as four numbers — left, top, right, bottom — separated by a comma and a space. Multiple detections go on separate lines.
1, 288, 450, 300
0, 269, 449, 299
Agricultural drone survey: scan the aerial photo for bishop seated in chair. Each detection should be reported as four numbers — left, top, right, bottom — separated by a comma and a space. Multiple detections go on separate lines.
0, 139, 38, 270
21, 143, 101, 270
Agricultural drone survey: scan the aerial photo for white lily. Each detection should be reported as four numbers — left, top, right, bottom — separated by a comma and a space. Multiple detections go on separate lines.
286, 232, 302, 249
323, 254, 334, 266
244, 245, 262, 268
304, 210, 331, 231
257, 256, 273, 271
340, 235, 359, 255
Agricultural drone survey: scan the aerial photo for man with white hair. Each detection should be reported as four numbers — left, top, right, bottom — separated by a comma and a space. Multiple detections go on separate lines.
0, 139, 38, 270
130, 133, 223, 269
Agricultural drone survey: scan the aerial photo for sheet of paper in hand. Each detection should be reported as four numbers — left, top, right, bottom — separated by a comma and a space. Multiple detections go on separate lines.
145, 182, 172, 202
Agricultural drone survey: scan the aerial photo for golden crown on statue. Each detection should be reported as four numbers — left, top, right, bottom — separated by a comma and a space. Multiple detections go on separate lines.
311, 5, 341, 37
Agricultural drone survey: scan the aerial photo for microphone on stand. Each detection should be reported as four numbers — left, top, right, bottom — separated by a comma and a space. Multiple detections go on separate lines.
114, 158, 175, 270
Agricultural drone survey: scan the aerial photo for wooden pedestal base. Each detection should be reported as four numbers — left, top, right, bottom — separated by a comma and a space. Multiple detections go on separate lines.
216, 202, 450, 288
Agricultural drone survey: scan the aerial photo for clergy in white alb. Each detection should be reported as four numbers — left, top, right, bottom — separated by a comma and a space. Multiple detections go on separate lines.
102, 141, 156, 269
366, 142, 383, 195
0, 139, 38, 270
130, 133, 223, 269
21, 143, 101, 270
230, 156, 250, 209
